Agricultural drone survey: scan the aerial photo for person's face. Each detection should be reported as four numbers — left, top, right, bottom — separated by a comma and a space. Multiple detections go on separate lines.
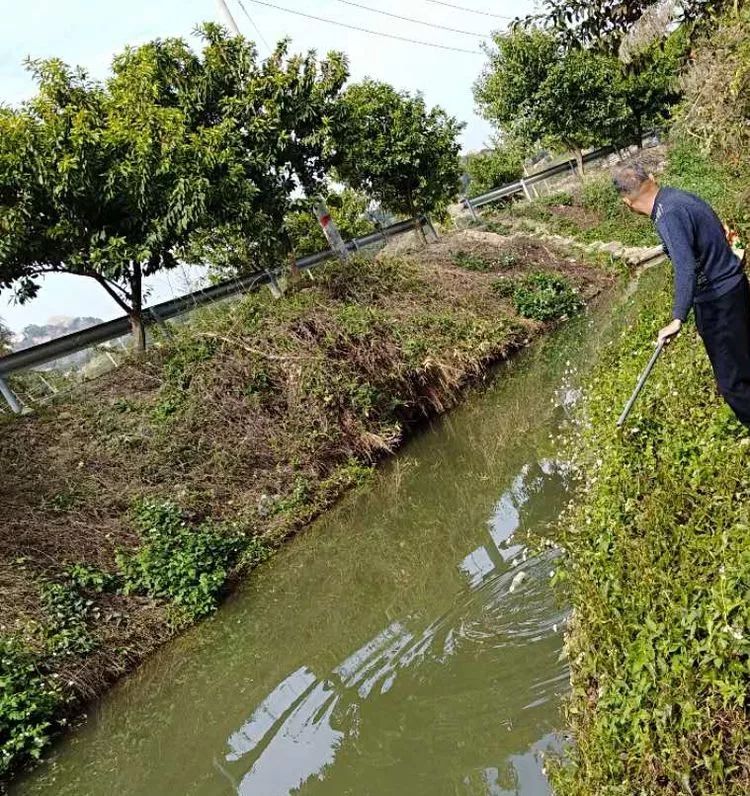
621, 195, 644, 215
621, 174, 657, 216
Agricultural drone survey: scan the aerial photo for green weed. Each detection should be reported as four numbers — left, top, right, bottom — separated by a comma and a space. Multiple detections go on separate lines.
39, 581, 97, 658
453, 250, 494, 272
511, 273, 583, 322
117, 500, 252, 625
0, 637, 63, 777
553, 269, 750, 795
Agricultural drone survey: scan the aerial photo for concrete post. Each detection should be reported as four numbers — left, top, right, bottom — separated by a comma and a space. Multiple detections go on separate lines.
314, 201, 349, 261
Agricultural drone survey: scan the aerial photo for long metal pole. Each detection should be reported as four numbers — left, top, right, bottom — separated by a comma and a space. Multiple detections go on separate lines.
616, 340, 666, 428
216, 0, 241, 34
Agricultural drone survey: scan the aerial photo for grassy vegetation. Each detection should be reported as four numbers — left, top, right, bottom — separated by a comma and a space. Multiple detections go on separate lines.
488, 140, 749, 257
0, 239, 611, 781
551, 143, 750, 794
493, 177, 659, 247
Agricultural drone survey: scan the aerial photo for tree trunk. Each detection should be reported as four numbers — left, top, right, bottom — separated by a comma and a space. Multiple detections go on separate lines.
414, 217, 428, 245
130, 261, 146, 352
408, 191, 427, 245
129, 313, 146, 352
574, 147, 585, 180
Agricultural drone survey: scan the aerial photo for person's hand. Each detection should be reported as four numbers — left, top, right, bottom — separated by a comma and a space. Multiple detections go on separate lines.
657, 319, 682, 345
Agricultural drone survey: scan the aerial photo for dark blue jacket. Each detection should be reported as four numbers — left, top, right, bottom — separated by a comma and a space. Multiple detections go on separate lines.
652, 186, 743, 321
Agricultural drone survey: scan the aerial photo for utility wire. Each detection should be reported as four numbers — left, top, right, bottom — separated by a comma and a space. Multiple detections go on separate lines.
422, 0, 514, 20
328, 0, 488, 38
234, 0, 274, 51
242, 0, 484, 54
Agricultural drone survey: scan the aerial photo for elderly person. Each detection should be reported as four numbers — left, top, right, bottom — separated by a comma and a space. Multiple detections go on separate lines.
613, 163, 749, 427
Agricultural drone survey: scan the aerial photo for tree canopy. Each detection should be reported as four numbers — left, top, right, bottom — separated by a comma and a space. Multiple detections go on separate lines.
524, 0, 734, 50
474, 27, 681, 170
333, 80, 464, 224
463, 144, 524, 198
475, 30, 631, 172
0, 25, 348, 349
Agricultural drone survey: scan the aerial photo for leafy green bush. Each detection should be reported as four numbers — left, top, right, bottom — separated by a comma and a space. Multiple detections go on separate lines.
553, 270, 750, 795
512, 273, 582, 321
118, 500, 250, 624
0, 637, 62, 777
39, 581, 97, 658
580, 177, 621, 216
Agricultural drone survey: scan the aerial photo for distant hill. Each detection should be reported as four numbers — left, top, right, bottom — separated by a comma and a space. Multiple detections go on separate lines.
15, 316, 104, 351
13, 316, 105, 371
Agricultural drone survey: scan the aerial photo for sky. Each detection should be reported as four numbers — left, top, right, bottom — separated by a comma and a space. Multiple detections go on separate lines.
0, 0, 536, 334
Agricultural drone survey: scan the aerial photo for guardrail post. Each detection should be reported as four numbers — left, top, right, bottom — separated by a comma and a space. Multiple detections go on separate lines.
264, 269, 283, 299
0, 375, 23, 414
424, 216, 439, 243
148, 306, 174, 341
520, 178, 533, 201
465, 199, 479, 223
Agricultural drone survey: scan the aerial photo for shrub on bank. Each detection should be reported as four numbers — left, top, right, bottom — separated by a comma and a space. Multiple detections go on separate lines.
512, 273, 582, 322
0, 639, 63, 777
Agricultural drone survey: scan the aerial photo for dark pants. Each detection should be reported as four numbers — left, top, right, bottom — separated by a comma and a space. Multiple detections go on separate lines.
694, 277, 750, 427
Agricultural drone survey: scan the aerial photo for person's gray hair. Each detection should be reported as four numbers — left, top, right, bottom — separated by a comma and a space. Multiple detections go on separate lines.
612, 162, 650, 196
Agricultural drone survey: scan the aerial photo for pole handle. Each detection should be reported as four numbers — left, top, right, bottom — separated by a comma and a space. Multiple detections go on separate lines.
616, 339, 666, 428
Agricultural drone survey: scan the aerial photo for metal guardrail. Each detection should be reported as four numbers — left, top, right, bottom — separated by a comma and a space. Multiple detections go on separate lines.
0, 215, 431, 411
464, 144, 619, 213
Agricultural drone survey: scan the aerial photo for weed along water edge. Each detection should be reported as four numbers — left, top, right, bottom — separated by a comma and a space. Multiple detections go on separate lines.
11, 268, 666, 796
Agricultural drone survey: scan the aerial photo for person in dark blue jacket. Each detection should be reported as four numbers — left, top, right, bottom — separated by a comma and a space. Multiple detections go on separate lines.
613, 162, 750, 426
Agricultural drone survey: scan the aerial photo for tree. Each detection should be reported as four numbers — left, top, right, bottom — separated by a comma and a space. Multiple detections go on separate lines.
182, 29, 349, 275
332, 81, 464, 237
0, 26, 348, 349
463, 143, 525, 198
618, 33, 685, 144
523, 0, 735, 51
475, 30, 631, 174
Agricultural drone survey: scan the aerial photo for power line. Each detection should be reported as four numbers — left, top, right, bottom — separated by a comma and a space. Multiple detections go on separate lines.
242, 0, 484, 54
234, 0, 274, 51
422, 0, 514, 20
328, 0, 488, 38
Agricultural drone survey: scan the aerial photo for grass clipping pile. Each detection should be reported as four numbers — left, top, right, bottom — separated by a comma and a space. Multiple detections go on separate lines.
0, 237, 609, 779
552, 274, 750, 795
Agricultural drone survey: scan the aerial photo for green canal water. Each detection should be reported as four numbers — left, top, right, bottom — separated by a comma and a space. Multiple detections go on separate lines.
13, 268, 663, 796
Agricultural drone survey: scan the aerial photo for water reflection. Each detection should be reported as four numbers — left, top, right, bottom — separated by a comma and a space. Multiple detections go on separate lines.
219, 458, 568, 796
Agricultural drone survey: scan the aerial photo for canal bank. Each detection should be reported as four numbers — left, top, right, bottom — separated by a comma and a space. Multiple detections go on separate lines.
2, 230, 619, 785
11, 266, 667, 796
